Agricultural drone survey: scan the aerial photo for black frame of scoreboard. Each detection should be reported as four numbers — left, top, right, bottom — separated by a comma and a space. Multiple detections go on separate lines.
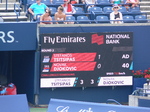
40, 32, 133, 88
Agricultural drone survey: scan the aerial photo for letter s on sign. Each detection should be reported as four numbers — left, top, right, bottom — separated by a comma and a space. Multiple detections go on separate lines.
56, 106, 70, 112
7, 31, 15, 43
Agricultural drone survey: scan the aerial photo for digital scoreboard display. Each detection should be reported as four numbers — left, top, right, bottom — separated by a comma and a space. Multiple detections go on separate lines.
40, 32, 133, 88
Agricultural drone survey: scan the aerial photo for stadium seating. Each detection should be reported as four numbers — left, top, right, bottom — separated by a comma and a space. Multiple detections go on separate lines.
73, 7, 87, 18
52, 0, 64, 4
88, 6, 103, 13
77, 16, 91, 24
49, 7, 57, 15
129, 6, 141, 13
135, 15, 148, 23
88, 6, 103, 20
103, 6, 113, 13
119, 6, 128, 13
97, 0, 111, 4
123, 15, 135, 23
27, 0, 36, 5
74, 7, 85, 14
96, 15, 110, 23
66, 16, 76, 23
42, 0, 52, 5
51, 16, 56, 24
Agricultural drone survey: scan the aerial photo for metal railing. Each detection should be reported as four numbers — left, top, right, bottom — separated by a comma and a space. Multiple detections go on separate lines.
14, 3, 21, 22
106, 99, 122, 105
0, 0, 8, 11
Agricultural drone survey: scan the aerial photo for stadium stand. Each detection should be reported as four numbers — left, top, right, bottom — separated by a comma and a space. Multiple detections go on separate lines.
119, 6, 128, 13
103, 6, 113, 13
123, 15, 135, 23
97, 0, 111, 4
140, 0, 150, 19
49, 7, 57, 16
74, 7, 85, 14
129, 6, 141, 13
135, 15, 148, 23
66, 16, 76, 23
76, 15, 91, 24
42, 0, 52, 5
0, 0, 150, 23
95, 15, 110, 23
52, 0, 64, 4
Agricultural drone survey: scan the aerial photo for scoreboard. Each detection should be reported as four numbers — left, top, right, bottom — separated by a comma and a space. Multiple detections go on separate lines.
40, 32, 133, 88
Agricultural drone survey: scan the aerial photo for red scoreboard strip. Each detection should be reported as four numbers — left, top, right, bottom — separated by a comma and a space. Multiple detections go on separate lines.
50, 62, 96, 72
50, 53, 96, 62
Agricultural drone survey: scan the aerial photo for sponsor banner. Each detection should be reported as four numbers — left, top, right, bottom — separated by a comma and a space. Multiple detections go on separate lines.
0, 23, 37, 51
50, 53, 96, 62
40, 77, 76, 88
47, 99, 150, 112
98, 76, 133, 86
50, 62, 96, 72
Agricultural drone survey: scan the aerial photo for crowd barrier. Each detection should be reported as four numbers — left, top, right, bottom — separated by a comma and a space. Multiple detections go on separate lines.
0, 94, 29, 112
47, 98, 150, 112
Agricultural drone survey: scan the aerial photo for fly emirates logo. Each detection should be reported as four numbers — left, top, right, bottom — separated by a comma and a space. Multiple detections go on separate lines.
44, 36, 86, 44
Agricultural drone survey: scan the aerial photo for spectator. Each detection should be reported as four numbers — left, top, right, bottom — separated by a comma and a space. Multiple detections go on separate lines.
110, 4, 123, 24
82, 0, 96, 4
28, 0, 49, 21
111, 0, 124, 5
69, 0, 79, 4
126, 0, 139, 8
54, 6, 66, 24
40, 9, 53, 24
82, 0, 96, 10
62, 0, 76, 15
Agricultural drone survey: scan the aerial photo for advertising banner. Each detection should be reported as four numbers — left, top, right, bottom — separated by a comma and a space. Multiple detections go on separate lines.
40, 32, 133, 88
0, 23, 37, 51
47, 99, 150, 112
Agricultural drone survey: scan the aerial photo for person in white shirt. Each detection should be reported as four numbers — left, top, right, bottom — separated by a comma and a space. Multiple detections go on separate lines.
110, 4, 123, 24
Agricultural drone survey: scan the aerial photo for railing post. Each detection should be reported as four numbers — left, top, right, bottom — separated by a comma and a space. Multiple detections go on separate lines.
6, 0, 8, 11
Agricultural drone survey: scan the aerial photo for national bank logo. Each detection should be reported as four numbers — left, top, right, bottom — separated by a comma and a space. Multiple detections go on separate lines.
91, 34, 104, 45
91, 33, 131, 45
0, 31, 17, 43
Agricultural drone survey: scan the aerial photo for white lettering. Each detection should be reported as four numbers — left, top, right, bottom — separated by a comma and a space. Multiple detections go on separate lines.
122, 54, 130, 59
54, 67, 77, 71
0, 31, 15, 43
7, 31, 15, 43
79, 108, 93, 112
103, 81, 124, 85
106, 40, 120, 44
106, 34, 130, 39
56, 106, 69, 112
43, 36, 86, 44
0, 31, 6, 43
